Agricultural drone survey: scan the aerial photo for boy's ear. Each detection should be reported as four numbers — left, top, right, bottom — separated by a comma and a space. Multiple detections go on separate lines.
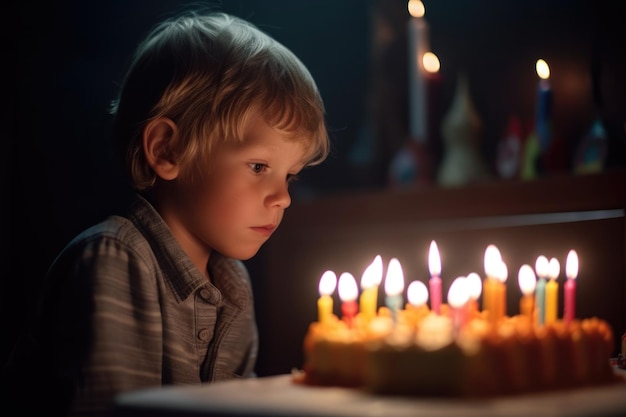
143, 117, 180, 180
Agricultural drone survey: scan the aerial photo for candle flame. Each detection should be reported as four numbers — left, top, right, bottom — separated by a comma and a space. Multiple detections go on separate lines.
384, 258, 405, 296
548, 257, 560, 280
408, 0, 425, 18
447, 276, 469, 308
566, 250, 579, 280
423, 52, 440, 74
518, 264, 537, 296
496, 261, 508, 283
535, 255, 549, 279
536, 59, 550, 80
338, 272, 358, 302
361, 254, 383, 289
465, 272, 482, 300
407, 280, 428, 307
484, 244, 502, 278
428, 240, 442, 276
318, 270, 337, 296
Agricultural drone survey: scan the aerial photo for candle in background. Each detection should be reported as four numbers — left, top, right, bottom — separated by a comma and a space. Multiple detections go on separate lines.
483, 244, 502, 323
465, 272, 482, 316
534, 255, 549, 326
544, 257, 560, 324
385, 258, 405, 323
564, 249, 578, 324
359, 255, 383, 321
494, 260, 508, 323
424, 51, 442, 145
518, 264, 537, 320
338, 272, 359, 328
407, 0, 430, 141
535, 58, 552, 153
428, 240, 443, 314
447, 276, 470, 336
317, 270, 337, 324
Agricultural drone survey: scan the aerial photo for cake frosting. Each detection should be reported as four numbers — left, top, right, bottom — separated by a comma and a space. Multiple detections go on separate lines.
296, 305, 622, 397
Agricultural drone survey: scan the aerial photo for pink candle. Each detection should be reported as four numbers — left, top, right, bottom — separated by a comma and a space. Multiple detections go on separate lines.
447, 276, 470, 336
428, 240, 442, 314
338, 272, 359, 328
564, 250, 578, 324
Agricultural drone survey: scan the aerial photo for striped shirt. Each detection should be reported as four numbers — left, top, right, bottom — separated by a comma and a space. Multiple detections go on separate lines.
5, 195, 258, 416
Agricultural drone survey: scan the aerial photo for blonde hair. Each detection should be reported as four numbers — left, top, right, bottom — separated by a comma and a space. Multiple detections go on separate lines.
110, 11, 329, 190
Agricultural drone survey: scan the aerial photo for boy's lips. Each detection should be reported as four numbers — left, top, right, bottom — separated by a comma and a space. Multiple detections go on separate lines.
251, 224, 277, 236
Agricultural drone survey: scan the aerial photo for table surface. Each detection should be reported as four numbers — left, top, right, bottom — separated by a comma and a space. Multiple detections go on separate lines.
114, 370, 626, 417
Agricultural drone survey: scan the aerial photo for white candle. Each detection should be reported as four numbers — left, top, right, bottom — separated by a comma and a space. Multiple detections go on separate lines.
407, 0, 430, 141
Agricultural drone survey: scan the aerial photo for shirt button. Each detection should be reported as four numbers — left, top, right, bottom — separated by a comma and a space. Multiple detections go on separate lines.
199, 289, 211, 301
198, 328, 210, 341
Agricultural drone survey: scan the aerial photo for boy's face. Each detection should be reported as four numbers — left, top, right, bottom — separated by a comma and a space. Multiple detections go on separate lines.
160, 113, 308, 263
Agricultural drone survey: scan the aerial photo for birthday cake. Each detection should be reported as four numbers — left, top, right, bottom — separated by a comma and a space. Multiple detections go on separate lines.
296, 309, 620, 397
293, 247, 623, 397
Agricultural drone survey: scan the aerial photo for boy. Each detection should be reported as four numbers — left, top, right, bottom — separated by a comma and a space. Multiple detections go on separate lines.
5, 10, 329, 416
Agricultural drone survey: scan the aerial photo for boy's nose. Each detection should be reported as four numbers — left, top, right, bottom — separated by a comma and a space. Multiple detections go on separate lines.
268, 182, 292, 209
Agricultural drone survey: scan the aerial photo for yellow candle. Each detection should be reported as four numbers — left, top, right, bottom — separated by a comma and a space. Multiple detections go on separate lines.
359, 287, 378, 321
359, 255, 383, 321
317, 270, 337, 324
544, 257, 560, 324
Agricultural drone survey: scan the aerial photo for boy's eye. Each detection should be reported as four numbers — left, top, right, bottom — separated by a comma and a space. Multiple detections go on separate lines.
249, 163, 267, 174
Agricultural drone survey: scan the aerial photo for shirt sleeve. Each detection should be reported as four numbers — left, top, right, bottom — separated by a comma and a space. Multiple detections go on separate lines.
46, 235, 164, 416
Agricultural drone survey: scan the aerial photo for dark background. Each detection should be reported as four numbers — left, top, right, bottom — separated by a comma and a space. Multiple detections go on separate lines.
4, 0, 626, 374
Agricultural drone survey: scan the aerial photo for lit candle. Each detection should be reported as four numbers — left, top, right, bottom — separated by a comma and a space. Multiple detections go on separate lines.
465, 272, 482, 316
428, 240, 442, 314
534, 255, 549, 326
424, 51, 442, 145
564, 250, 578, 324
407, 280, 429, 308
535, 58, 552, 153
407, 0, 430, 141
407, 280, 430, 320
338, 272, 359, 328
544, 257, 560, 324
482, 244, 502, 323
384, 258, 405, 323
359, 255, 383, 321
317, 270, 337, 324
518, 264, 536, 320
447, 276, 470, 335
494, 260, 508, 323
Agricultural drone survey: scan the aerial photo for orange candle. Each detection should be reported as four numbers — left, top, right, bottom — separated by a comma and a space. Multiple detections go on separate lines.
483, 244, 502, 323
465, 272, 482, 317
494, 260, 508, 322
518, 264, 536, 320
